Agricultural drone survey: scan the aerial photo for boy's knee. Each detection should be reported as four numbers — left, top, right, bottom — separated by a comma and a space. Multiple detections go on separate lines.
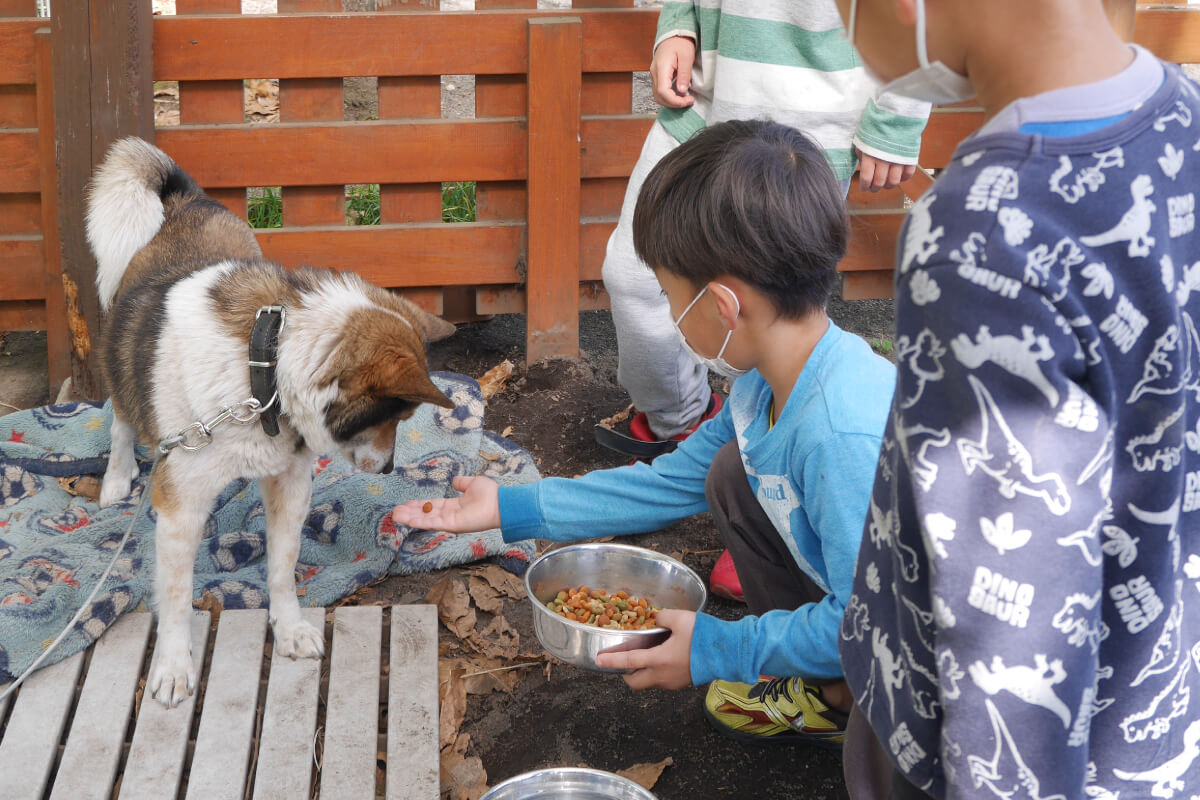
705, 440, 746, 513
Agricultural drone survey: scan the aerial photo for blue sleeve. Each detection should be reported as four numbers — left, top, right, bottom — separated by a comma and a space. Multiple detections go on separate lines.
497, 398, 736, 543
887, 244, 1107, 797
690, 433, 881, 684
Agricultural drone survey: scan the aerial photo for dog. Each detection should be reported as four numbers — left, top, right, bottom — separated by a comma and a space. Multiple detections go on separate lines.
86, 137, 456, 707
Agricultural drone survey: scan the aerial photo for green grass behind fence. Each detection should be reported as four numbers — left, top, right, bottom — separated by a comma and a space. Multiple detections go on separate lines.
246, 182, 477, 229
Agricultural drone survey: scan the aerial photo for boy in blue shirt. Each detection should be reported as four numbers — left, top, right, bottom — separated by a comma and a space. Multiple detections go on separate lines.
832, 0, 1200, 797
393, 119, 896, 745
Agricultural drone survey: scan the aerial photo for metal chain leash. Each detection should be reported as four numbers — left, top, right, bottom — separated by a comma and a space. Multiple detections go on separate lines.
156, 395, 277, 455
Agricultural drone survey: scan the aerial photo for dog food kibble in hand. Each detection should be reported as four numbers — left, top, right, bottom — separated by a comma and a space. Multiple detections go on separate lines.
422, 502, 433, 513
546, 586, 661, 630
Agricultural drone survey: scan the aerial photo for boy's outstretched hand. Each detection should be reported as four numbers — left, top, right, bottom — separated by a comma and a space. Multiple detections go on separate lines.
392, 475, 501, 533
594, 609, 696, 690
857, 151, 918, 192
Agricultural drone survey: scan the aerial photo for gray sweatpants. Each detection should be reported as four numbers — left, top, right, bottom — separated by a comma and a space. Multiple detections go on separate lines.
600, 122, 711, 439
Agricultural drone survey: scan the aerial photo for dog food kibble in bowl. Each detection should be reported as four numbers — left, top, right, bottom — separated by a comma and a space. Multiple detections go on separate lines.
524, 543, 706, 672
546, 587, 660, 629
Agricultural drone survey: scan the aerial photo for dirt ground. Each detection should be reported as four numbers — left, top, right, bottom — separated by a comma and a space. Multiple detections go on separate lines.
0, 294, 892, 799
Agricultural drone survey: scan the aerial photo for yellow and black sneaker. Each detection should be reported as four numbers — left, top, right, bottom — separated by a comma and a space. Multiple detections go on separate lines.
703, 677, 847, 748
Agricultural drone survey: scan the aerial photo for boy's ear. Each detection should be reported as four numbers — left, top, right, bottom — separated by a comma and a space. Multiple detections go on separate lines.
707, 281, 743, 330
894, 0, 917, 27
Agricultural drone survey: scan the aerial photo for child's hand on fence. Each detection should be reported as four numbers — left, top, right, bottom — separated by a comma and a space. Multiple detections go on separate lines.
651, 36, 696, 109
594, 609, 695, 690
857, 151, 918, 193
392, 476, 501, 533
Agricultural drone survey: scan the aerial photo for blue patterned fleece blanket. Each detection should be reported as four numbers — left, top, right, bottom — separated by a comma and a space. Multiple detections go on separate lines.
0, 372, 538, 683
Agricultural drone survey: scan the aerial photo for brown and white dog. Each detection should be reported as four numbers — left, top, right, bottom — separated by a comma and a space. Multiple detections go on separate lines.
86, 137, 455, 707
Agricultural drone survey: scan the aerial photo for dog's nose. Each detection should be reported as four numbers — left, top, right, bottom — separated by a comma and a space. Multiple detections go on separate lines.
382, 455, 394, 474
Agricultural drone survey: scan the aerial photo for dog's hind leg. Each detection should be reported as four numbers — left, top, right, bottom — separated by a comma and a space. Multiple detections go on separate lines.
99, 414, 141, 507
145, 466, 215, 708
261, 458, 325, 660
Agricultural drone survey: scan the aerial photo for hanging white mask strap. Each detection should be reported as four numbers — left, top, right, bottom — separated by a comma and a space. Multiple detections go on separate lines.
914, 0, 933, 69
847, 0, 858, 44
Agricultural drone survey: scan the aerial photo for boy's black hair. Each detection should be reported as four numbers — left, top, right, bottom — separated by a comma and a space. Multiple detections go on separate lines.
632, 119, 848, 319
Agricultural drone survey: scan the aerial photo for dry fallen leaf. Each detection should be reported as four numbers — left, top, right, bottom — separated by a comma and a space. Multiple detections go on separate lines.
192, 590, 225, 625
476, 359, 515, 401
467, 574, 505, 615
470, 563, 526, 600
471, 615, 519, 661
501, 425, 514, 438
441, 732, 489, 800
618, 757, 674, 791
598, 404, 634, 430
438, 666, 467, 750
55, 475, 101, 502
478, 449, 502, 462
427, 575, 477, 639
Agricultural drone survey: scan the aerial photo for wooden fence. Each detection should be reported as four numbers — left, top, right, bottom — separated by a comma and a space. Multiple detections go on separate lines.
2, 1, 1200, 394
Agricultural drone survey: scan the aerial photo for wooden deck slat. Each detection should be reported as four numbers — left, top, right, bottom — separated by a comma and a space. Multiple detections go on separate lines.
119, 612, 212, 800
319, 605, 383, 800
184, 609, 269, 800
0, 650, 86, 800
252, 606, 325, 800
386, 605, 439, 800
48, 614, 153, 800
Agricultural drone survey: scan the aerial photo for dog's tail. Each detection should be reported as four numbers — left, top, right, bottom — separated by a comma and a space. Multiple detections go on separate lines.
86, 137, 198, 310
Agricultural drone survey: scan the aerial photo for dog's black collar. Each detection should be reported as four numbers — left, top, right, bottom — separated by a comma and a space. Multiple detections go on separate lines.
249, 305, 286, 437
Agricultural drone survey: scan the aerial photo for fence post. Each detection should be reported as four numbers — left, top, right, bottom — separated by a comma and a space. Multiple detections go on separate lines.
35, 27, 68, 389
51, 0, 154, 400
526, 17, 582, 362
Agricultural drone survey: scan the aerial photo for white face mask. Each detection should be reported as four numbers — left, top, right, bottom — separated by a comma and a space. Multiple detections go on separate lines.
849, 0, 975, 105
672, 283, 749, 380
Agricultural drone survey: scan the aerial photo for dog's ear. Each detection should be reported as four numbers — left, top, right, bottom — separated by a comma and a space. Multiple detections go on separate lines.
367, 346, 455, 409
413, 307, 457, 343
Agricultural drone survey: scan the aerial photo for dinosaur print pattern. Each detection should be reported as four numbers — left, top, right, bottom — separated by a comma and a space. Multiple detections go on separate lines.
840, 56, 1200, 800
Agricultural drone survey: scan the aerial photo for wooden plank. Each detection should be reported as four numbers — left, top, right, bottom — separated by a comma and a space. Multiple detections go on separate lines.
0, 193, 40, 235
253, 222, 523, 285
476, 282, 609, 315
526, 17, 582, 362
0, 129, 38, 193
0, 299, 43, 329
120, 612, 212, 800
377, 0, 444, 224
841, 212, 904, 272
579, 219, 614, 280
0, 84, 36, 128
48, 614, 154, 800
279, 0, 345, 228
1136, 7, 1200, 62
184, 609, 269, 800
918, 109, 984, 169
0, 651, 85, 800
176, 0, 246, 219
0, 0, 36, 16
582, 73, 632, 115
0, 19, 39, 85
841, 269, 896, 301
156, 120, 528, 187
319, 606, 382, 800
252, 606, 325, 800
36, 26, 69, 393
0, 234, 43, 300
580, 115, 656, 179
386, 606, 439, 800
152, 10, 658, 80
155, 118, 654, 186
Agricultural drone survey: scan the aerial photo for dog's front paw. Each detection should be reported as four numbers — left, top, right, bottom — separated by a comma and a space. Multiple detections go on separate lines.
147, 645, 195, 708
273, 619, 325, 660
98, 474, 135, 508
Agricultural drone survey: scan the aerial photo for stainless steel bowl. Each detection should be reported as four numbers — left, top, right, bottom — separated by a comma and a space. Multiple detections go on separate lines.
481, 768, 659, 800
524, 543, 707, 672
